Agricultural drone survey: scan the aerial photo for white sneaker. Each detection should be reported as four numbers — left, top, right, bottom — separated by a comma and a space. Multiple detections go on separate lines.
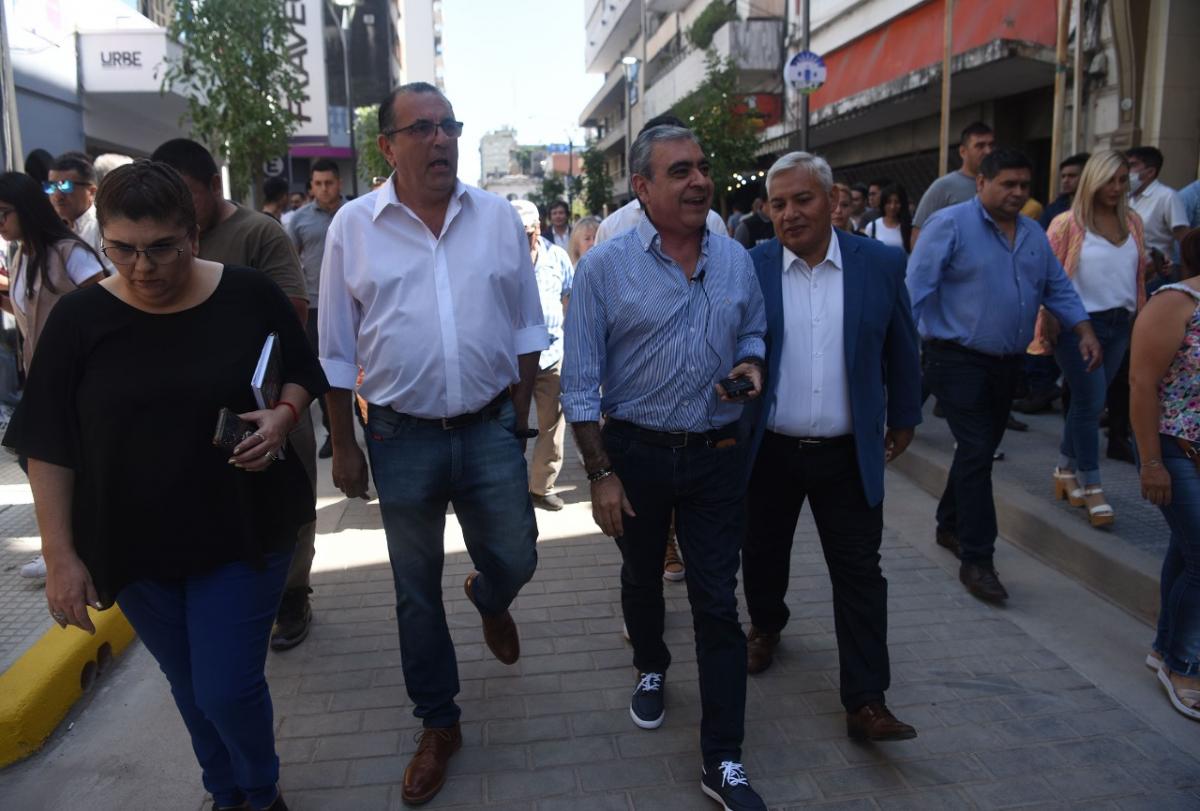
20, 555, 46, 579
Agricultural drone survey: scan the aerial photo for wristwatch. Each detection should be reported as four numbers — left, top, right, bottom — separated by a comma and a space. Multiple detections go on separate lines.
515, 427, 539, 439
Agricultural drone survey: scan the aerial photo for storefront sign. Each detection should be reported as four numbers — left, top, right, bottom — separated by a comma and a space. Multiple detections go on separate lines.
784, 50, 827, 95
79, 30, 171, 93
283, 0, 329, 140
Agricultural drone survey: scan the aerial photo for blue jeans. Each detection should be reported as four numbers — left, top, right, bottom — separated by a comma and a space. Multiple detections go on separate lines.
1150, 437, 1200, 676
117, 553, 291, 810
365, 398, 538, 728
603, 421, 748, 765
1054, 309, 1131, 486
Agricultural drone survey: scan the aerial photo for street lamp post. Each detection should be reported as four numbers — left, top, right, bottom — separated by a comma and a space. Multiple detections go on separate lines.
330, 0, 362, 196
621, 56, 639, 200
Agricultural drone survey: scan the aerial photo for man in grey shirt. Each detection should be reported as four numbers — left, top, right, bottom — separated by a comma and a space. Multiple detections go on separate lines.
287, 158, 344, 457
911, 122, 994, 243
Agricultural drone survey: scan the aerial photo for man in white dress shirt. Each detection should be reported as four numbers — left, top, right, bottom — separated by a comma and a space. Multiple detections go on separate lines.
1127, 146, 1189, 266
741, 152, 923, 741
318, 82, 548, 806
47, 152, 115, 275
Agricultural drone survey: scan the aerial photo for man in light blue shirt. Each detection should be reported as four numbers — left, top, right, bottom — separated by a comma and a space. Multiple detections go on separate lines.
562, 125, 768, 811
511, 199, 574, 510
907, 148, 1099, 604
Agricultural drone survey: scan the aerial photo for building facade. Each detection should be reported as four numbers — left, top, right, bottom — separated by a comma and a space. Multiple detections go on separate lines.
578, 0, 1199, 209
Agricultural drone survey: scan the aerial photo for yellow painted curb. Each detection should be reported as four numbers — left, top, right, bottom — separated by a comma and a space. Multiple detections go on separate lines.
0, 607, 135, 767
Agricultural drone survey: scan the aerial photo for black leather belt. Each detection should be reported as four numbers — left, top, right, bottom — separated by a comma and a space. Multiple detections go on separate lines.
765, 430, 853, 449
373, 391, 509, 430
926, 339, 1023, 362
606, 418, 739, 449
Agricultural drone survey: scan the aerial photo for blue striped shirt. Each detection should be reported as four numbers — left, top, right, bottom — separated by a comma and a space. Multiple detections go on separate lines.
561, 216, 767, 431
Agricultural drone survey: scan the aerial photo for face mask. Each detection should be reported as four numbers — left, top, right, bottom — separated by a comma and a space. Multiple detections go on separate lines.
1129, 172, 1141, 190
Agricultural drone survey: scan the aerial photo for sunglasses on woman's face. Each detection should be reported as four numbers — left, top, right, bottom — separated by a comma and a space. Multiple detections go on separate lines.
43, 180, 80, 195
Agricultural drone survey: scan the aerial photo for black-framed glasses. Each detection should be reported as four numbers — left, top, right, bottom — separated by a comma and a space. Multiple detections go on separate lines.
382, 118, 464, 140
43, 180, 85, 195
101, 242, 188, 266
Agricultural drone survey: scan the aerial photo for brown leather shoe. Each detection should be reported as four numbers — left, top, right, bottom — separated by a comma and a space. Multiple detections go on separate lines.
465, 572, 520, 665
959, 562, 1009, 603
402, 724, 462, 805
846, 702, 917, 741
935, 528, 960, 558
746, 626, 780, 675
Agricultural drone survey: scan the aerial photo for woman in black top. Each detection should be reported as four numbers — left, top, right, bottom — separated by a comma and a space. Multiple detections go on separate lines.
4, 161, 328, 811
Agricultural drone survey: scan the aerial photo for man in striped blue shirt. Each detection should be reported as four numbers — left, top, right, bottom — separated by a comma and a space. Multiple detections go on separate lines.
561, 125, 768, 811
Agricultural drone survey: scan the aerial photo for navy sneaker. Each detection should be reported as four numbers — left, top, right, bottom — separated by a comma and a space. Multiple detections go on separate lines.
701, 761, 766, 811
629, 671, 665, 729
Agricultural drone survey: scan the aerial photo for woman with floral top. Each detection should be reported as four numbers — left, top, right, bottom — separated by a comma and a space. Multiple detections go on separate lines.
1043, 150, 1148, 526
1130, 227, 1200, 721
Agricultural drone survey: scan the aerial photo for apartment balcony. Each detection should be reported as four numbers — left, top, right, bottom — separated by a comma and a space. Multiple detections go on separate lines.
644, 18, 782, 120
579, 65, 627, 128
595, 121, 627, 155
584, 0, 639, 75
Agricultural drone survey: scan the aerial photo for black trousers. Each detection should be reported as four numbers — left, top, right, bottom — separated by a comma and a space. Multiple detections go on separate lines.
605, 422, 748, 765
743, 431, 889, 713
924, 343, 1023, 565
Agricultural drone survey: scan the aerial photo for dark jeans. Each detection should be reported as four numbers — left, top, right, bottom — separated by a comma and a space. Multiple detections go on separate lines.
744, 432, 889, 712
365, 398, 538, 728
1024, 353, 1060, 396
924, 343, 1023, 566
1150, 437, 1200, 676
117, 552, 292, 810
304, 309, 330, 433
604, 421, 748, 765
1054, 309, 1131, 486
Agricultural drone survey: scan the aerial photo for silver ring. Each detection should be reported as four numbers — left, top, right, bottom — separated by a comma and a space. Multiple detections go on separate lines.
51, 611, 66, 621
265, 451, 276, 462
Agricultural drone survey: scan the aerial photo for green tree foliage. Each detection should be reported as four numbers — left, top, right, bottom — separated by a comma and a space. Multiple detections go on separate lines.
529, 172, 566, 216
164, 0, 306, 200
687, 0, 737, 49
355, 104, 393, 184
673, 50, 763, 217
581, 146, 613, 216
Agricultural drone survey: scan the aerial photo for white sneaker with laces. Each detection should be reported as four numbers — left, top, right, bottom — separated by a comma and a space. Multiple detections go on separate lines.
20, 555, 46, 579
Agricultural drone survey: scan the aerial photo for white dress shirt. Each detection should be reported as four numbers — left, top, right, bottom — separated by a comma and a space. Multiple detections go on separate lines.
594, 198, 727, 244
73, 205, 115, 275
318, 179, 548, 418
1130, 179, 1188, 257
767, 232, 854, 438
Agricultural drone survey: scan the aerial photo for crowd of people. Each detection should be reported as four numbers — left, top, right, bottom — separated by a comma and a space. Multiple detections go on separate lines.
0, 81, 1196, 811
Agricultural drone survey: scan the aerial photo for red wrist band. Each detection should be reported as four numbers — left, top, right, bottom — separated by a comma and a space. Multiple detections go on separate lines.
275, 400, 299, 427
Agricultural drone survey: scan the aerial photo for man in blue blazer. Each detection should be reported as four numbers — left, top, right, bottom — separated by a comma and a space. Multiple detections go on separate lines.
741, 152, 923, 741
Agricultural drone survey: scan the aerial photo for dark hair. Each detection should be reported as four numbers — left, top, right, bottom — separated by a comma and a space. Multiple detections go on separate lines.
23, 149, 54, 183
311, 158, 340, 178
1060, 152, 1091, 170
639, 114, 686, 136
51, 151, 97, 185
547, 199, 569, 215
1126, 146, 1164, 173
378, 82, 449, 133
1180, 229, 1200, 280
263, 176, 289, 204
876, 184, 913, 253
150, 138, 219, 183
960, 121, 993, 144
868, 178, 891, 190
95, 160, 197, 234
850, 183, 868, 198
980, 148, 1033, 180
0, 172, 101, 298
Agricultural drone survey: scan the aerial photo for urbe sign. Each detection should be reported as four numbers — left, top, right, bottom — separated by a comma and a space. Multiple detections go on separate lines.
101, 51, 143, 68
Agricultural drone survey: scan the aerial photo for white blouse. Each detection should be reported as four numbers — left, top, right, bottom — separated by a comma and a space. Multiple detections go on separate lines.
1073, 230, 1139, 314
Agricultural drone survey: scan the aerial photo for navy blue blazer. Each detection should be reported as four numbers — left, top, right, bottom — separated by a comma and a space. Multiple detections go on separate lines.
742, 230, 923, 507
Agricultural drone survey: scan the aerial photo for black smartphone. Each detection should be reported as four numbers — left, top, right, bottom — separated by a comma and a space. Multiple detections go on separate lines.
719, 376, 755, 399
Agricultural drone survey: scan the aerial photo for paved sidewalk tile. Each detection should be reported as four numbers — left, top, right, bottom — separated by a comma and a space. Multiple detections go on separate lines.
258, 440, 1200, 811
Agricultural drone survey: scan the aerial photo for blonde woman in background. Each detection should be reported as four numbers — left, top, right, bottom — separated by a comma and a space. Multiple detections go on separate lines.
568, 215, 600, 266
1042, 150, 1148, 526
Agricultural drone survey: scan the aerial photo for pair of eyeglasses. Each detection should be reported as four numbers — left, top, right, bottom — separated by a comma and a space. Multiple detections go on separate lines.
101, 243, 187, 266
382, 118, 464, 140
44, 180, 85, 195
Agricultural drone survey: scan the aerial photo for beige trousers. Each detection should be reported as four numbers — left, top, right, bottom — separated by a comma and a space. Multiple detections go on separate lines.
529, 363, 566, 496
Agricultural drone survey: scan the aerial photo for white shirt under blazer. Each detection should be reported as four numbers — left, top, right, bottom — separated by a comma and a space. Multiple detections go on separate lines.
767, 231, 854, 438
318, 179, 548, 419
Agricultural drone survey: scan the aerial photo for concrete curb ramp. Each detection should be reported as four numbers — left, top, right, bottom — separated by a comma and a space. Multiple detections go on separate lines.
892, 438, 1161, 625
0, 607, 135, 767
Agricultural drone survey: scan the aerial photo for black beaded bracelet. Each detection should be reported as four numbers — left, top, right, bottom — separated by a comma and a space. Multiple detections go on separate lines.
587, 467, 614, 483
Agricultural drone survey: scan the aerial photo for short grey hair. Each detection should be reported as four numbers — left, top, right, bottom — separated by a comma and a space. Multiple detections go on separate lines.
629, 125, 702, 180
765, 151, 834, 196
